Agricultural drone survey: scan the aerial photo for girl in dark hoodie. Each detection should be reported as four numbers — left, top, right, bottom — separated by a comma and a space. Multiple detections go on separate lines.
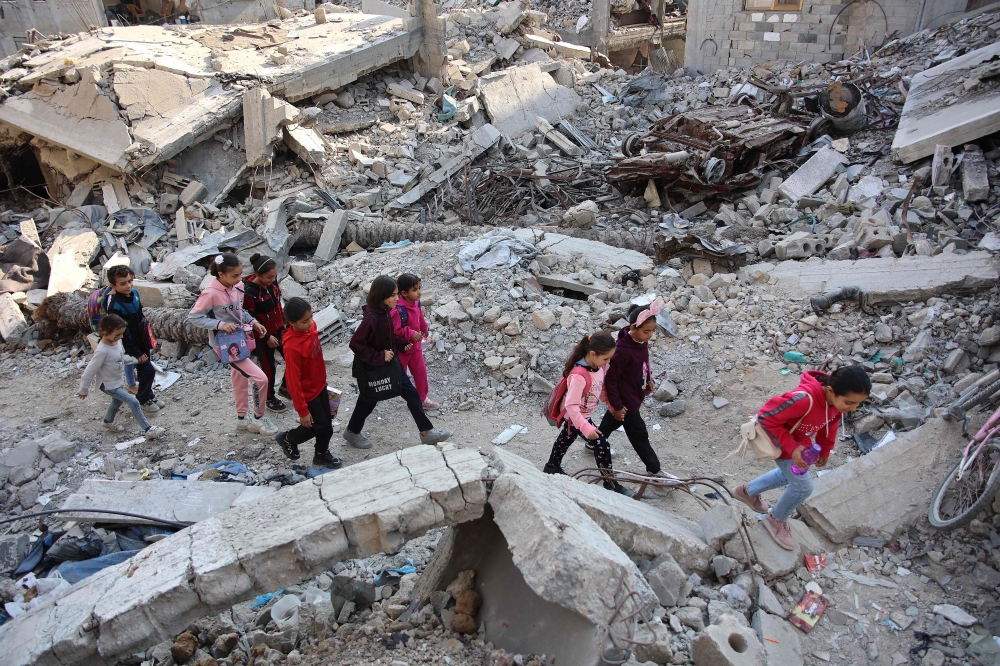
344, 275, 452, 450
597, 299, 663, 476
734, 367, 870, 551
243, 253, 288, 413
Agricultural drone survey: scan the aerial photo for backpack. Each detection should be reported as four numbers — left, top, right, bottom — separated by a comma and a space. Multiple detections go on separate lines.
87, 287, 114, 334
542, 366, 592, 427
395, 304, 409, 328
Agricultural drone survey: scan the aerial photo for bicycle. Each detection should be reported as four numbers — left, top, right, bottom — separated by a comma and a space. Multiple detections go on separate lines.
928, 369, 1000, 530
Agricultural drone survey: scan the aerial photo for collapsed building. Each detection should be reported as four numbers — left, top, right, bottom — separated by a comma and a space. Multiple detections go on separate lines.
0, 0, 999, 664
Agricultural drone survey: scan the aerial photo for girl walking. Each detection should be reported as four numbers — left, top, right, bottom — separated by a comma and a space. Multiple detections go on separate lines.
274, 297, 342, 469
734, 367, 871, 550
188, 253, 279, 435
78, 314, 163, 439
243, 253, 288, 413
106, 265, 160, 412
598, 300, 664, 476
391, 273, 439, 410
344, 275, 452, 449
543, 331, 635, 497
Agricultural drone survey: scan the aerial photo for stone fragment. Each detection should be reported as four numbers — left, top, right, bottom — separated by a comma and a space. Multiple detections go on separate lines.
756, 579, 784, 616
973, 562, 1000, 589
0, 534, 29, 574
675, 606, 705, 632
751, 611, 803, 666
654, 382, 679, 402
171, 631, 199, 664
0, 293, 28, 342
931, 604, 977, 627
692, 613, 765, 666
36, 431, 77, 463
289, 261, 318, 283
646, 553, 686, 607
777, 147, 847, 202
562, 200, 599, 229
659, 400, 686, 417
532, 308, 556, 330
700, 505, 740, 552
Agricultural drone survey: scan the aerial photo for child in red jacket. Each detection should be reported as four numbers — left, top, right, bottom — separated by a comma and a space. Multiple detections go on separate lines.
734, 367, 870, 551
274, 297, 342, 469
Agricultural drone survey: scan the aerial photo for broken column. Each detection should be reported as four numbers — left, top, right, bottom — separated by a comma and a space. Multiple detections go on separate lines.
243, 88, 299, 166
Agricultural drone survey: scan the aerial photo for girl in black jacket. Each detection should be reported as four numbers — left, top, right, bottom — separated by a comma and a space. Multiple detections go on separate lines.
344, 276, 452, 450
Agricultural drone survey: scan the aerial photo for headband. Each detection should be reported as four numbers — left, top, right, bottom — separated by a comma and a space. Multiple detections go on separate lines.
631, 298, 661, 327
254, 256, 276, 273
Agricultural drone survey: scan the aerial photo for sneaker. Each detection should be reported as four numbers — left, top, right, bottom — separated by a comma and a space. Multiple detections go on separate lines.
542, 463, 567, 475
734, 484, 770, 513
275, 432, 300, 460
255, 415, 279, 435
154, 399, 166, 409
141, 402, 160, 414
344, 430, 373, 449
763, 511, 795, 551
313, 450, 343, 469
266, 398, 288, 413
144, 426, 164, 440
420, 429, 453, 445
103, 421, 124, 433
421, 398, 440, 410
236, 415, 253, 431
604, 481, 637, 498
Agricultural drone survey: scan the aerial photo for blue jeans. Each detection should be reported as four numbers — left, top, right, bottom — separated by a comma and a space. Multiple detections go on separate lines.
124, 364, 136, 387
746, 458, 814, 522
101, 385, 151, 431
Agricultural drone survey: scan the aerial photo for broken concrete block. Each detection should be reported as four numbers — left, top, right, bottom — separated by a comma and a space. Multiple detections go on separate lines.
479, 63, 582, 136
855, 221, 895, 251
799, 419, 960, 543
531, 308, 556, 330
244, 87, 299, 167
723, 519, 822, 577
36, 431, 77, 463
178, 180, 208, 207
289, 261, 318, 283
562, 200, 599, 229
774, 236, 825, 260
699, 504, 740, 552
279, 276, 308, 300
159, 340, 187, 359
962, 145, 990, 202
0, 534, 29, 574
0, 292, 28, 342
315, 210, 349, 262
489, 471, 657, 639
495, 0, 528, 33
645, 552, 686, 607
777, 147, 847, 203
133, 280, 196, 308
283, 124, 326, 164
386, 83, 425, 105
159, 193, 180, 215
692, 613, 766, 666
932, 144, 954, 186
751, 611, 803, 666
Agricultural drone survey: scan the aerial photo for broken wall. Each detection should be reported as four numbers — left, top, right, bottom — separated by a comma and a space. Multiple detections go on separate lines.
0, 0, 106, 57
194, 0, 305, 25
684, 0, 966, 73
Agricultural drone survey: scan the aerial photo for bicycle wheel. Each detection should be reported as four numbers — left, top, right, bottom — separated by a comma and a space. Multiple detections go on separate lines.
946, 377, 1000, 420
928, 442, 1000, 530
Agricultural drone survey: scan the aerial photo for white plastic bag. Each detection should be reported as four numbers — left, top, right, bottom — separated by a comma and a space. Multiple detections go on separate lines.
271, 594, 301, 630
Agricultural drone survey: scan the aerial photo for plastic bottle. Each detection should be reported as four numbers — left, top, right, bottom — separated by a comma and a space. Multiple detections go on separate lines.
791, 443, 821, 475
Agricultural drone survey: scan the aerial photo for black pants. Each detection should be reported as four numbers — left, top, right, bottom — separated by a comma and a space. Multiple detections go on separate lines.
135, 359, 155, 405
546, 420, 613, 471
598, 410, 661, 474
253, 342, 286, 400
285, 390, 334, 454
347, 372, 433, 434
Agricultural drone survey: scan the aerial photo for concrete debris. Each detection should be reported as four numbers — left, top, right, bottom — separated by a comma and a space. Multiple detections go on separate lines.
478, 63, 582, 135
798, 419, 960, 543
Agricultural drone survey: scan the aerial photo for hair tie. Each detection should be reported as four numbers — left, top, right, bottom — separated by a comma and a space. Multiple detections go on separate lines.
214, 255, 224, 264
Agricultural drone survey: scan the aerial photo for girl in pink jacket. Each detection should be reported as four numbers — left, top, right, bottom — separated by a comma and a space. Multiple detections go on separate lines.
391, 273, 439, 409
542, 331, 635, 497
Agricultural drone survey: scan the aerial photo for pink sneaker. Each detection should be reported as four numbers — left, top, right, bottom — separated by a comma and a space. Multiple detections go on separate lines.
734, 484, 770, 513
763, 511, 795, 551
422, 399, 440, 410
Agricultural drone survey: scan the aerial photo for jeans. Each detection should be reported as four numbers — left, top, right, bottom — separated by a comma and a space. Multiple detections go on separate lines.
347, 373, 433, 434
598, 410, 660, 474
746, 458, 814, 522
285, 390, 334, 454
101, 385, 151, 431
124, 364, 136, 388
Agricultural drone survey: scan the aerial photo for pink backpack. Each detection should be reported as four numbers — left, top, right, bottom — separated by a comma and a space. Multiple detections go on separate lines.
542, 366, 592, 427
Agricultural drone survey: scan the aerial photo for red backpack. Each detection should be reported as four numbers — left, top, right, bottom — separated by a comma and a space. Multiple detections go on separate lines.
542, 366, 592, 427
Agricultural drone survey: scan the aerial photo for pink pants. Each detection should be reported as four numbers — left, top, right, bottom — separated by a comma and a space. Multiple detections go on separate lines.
231, 358, 268, 418
399, 350, 429, 402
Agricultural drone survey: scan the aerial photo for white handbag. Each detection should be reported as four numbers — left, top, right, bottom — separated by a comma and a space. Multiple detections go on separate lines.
732, 391, 813, 462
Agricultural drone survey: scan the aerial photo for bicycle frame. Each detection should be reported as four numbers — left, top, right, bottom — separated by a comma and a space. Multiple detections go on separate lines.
958, 404, 1000, 481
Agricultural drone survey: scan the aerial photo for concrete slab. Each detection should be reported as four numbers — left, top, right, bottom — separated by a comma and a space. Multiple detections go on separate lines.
798, 418, 960, 543
58, 479, 276, 525
494, 449, 712, 572
315, 210, 349, 261
0, 292, 28, 342
0, 445, 486, 666
535, 273, 611, 297
751, 610, 804, 666
392, 124, 501, 207
489, 470, 658, 631
513, 229, 653, 273
479, 63, 582, 135
283, 124, 327, 164
723, 518, 823, 577
766, 252, 999, 304
46, 227, 100, 297
244, 87, 299, 167
777, 146, 847, 203
892, 41, 1000, 164
172, 138, 247, 204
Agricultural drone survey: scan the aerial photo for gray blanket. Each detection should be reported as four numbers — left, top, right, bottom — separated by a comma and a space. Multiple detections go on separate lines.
0, 236, 50, 294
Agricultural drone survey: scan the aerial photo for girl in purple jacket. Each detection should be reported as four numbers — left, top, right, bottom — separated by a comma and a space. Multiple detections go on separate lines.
597, 300, 664, 476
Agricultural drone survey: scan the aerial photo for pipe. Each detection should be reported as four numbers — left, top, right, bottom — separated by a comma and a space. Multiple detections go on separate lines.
0, 508, 188, 529
810, 285, 865, 314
